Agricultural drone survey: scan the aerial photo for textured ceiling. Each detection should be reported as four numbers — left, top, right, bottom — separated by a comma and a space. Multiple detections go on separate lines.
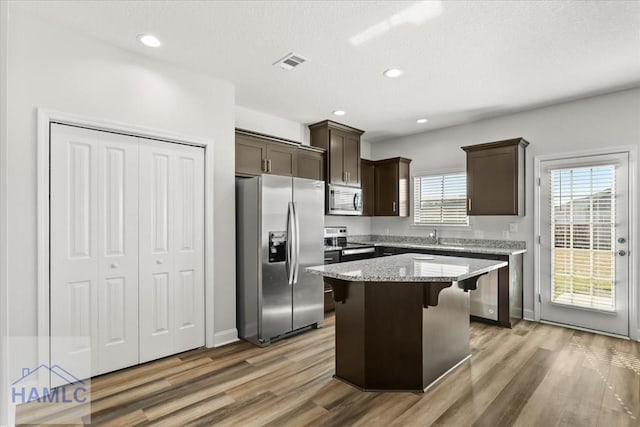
13, 0, 640, 142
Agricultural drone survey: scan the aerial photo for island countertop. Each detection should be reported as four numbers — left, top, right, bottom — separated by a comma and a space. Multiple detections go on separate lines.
307, 253, 507, 283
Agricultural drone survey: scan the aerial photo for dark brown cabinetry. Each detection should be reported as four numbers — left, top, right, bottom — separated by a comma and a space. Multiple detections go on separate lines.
361, 159, 375, 216
309, 120, 364, 187
323, 250, 340, 313
236, 133, 268, 176
373, 157, 411, 217
235, 129, 325, 180
374, 246, 523, 328
296, 150, 325, 181
462, 138, 529, 216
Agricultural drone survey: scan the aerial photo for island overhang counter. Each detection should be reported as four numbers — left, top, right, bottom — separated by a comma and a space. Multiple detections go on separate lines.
307, 253, 507, 392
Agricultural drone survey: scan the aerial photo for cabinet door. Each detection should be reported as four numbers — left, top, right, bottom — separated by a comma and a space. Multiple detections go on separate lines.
361, 160, 375, 216
467, 145, 517, 215
329, 130, 346, 185
374, 161, 399, 216
236, 135, 266, 176
343, 133, 361, 186
297, 151, 325, 180
266, 143, 296, 176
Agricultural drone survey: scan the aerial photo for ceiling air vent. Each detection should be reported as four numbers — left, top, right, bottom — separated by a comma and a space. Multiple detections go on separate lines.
273, 52, 308, 70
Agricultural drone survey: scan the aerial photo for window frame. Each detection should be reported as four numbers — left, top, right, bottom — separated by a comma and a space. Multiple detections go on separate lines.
411, 170, 470, 228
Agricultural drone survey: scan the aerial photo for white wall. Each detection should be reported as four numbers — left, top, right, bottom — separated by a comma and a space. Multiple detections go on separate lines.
235, 105, 310, 144
1, 2, 9, 424
369, 88, 640, 330
5, 6, 237, 393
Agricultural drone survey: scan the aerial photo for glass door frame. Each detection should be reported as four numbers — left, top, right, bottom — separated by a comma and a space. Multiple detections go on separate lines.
534, 146, 638, 340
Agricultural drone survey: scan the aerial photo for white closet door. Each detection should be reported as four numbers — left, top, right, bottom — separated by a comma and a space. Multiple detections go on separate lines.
96, 132, 139, 374
50, 124, 100, 385
51, 124, 140, 383
139, 141, 204, 362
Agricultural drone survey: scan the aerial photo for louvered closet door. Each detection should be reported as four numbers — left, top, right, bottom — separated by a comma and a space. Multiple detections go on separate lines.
50, 124, 139, 384
139, 140, 205, 362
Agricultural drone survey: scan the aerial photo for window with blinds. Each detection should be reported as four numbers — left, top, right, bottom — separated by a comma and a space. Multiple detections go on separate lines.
550, 165, 616, 311
413, 173, 468, 225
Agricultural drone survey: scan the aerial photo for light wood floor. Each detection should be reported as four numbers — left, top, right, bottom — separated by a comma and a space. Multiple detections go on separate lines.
17, 315, 640, 426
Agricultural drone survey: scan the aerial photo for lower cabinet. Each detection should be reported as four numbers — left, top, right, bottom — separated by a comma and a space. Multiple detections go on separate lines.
323, 250, 340, 312
50, 124, 206, 385
374, 246, 523, 328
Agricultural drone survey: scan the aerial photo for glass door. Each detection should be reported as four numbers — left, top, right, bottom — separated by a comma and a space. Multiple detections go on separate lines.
539, 153, 630, 336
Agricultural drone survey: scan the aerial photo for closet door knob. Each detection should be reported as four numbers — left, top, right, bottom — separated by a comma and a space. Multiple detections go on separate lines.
110, 263, 118, 268
156, 259, 164, 264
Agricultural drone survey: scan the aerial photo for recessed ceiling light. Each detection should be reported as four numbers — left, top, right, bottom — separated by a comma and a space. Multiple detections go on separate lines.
137, 34, 161, 48
383, 68, 404, 78
333, 110, 346, 116
416, 118, 428, 124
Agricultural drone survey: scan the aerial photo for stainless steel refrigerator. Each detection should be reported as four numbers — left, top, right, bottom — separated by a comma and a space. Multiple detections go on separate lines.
236, 174, 325, 346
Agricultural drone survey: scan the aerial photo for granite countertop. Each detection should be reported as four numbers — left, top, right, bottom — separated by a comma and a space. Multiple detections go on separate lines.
307, 253, 507, 282
347, 235, 526, 256
363, 241, 525, 256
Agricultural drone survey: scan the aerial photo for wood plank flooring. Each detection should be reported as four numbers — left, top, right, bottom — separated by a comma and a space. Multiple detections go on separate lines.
16, 315, 640, 426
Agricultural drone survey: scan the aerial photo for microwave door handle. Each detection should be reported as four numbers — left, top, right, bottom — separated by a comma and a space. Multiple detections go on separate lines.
292, 202, 300, 284
353, 193, 360, 210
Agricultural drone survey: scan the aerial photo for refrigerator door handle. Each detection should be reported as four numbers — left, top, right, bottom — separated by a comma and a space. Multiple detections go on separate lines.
292, 202, 301, 284
286, 202, 294, 285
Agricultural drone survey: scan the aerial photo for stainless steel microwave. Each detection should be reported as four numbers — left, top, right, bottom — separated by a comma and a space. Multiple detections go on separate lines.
327, 184, 362, 216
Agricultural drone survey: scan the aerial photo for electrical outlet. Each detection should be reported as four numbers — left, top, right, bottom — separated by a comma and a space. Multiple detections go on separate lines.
385, 228, 390, 235
509, 223, 518, 233
474, 230, 484, 238
502, 230, 510, 239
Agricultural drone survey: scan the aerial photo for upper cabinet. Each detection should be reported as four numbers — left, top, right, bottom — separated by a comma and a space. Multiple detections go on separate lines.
361, 159, 375, 216
296, 149, 325, 181
309, 120, 364, 187
235, 129, 325, 180
374, 157, 411, 217
360, 157, 411, 217
462, 138, 529, 216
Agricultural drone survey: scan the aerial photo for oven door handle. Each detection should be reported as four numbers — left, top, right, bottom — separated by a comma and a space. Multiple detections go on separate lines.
342, 247, 375, 256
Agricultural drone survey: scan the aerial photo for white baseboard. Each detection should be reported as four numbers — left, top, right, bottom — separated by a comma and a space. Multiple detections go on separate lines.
211, 328, 239, 348
523, 309, 535, 321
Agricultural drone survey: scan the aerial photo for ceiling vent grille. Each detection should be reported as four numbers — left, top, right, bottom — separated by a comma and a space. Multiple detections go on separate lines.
273, 52, 308, 70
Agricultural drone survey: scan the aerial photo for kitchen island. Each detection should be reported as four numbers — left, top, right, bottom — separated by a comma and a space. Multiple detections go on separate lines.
307, 253, 507, 392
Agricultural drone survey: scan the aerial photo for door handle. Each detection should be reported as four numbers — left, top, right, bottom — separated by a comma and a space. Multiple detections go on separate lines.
268, 159, 272, 173
392, 201, 396, 212
292, 202, 301, 284
468, 198, 472, 212
156, 259, 163, 264
110, 263, 119, 268
286, 202, 294, 285
618, 250, 627, 256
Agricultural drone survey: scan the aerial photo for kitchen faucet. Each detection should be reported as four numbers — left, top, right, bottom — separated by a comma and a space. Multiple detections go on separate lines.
429, 229, 439, 245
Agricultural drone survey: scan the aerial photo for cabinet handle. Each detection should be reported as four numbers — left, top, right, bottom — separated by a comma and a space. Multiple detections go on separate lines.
347, 171, 350, 183
392, 201, 396, 212
262, 159, 267, 172
468, 198, 472, 212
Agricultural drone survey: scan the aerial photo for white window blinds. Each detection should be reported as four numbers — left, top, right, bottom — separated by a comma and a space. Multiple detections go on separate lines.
413, 173, 468, 225
550, 165, 616, 311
